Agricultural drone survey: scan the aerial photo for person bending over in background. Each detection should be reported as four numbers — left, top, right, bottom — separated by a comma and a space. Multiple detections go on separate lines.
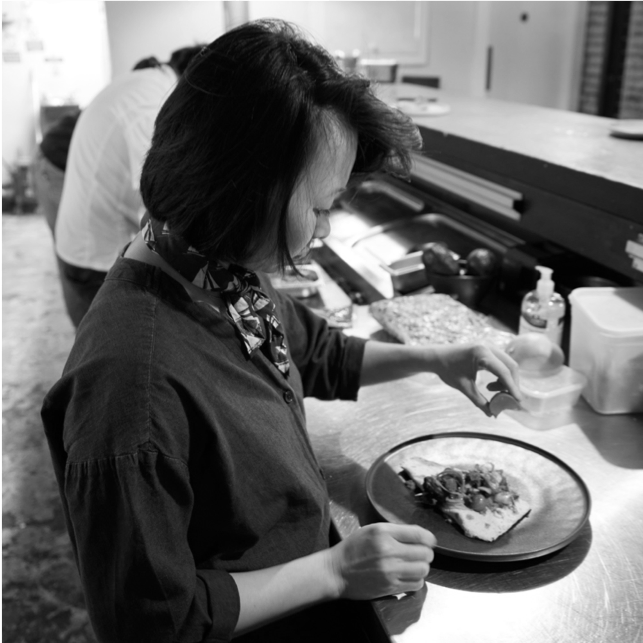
30, 55, 166, 241
42, 20, 522, 643
53, 45, 203, 328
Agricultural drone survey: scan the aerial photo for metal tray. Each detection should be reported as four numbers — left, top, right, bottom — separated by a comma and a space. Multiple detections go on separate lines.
383, 251, 427, 293
349, 213, 503, 294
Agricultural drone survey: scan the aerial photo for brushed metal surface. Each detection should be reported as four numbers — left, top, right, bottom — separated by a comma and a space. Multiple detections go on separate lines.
305, 310, 643, 643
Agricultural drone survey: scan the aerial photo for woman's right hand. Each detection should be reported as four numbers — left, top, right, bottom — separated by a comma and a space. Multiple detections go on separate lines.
325, 523, 437, 599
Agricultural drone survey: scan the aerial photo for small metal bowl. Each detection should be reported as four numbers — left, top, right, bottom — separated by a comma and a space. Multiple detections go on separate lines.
359, 59, 398, 83
425, 262, 495, 308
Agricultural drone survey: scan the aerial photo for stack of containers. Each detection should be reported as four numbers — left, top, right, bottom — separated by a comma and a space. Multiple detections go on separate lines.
569, 287, 643, 415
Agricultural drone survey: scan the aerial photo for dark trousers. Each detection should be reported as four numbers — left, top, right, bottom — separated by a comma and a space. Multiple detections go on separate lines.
56, 256, 108, 328
31, 151, 64, 236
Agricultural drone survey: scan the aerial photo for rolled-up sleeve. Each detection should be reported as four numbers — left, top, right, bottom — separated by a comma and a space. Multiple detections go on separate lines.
65, 448, 240, 643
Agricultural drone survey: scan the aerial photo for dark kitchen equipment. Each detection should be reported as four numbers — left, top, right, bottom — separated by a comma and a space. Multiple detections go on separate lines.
312, 80, 642, 339
316, 170, 636, 341
345, 212, 506, 295
426, 266, 495, 309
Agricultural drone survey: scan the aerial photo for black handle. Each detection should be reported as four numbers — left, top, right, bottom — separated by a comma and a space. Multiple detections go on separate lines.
486, 46, 493, 92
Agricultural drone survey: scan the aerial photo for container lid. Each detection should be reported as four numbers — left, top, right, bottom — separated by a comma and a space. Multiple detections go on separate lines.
520, 366, 587, 398
569, 287, 643, 337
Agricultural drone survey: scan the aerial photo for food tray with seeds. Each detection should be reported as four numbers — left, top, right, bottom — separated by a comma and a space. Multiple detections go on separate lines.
369, 293, 514, 349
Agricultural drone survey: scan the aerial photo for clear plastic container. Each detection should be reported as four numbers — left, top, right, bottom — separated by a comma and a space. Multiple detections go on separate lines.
569, 287, 643, 415
518, 366, 587, 416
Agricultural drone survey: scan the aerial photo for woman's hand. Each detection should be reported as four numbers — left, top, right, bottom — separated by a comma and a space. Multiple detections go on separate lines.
325, 523, 436, 599
430, 343, 522, 416
230, 522, 435, 633
360, 340, 522, 416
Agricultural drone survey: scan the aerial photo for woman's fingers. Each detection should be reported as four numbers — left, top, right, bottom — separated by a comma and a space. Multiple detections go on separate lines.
330, 523, 437, 600
388, 541, 436, 564
383, 523, 437, 549
433, 344, 522, 414
366, 523, 436, 564
395, 560, 431, 583
445, 345, 522, 415
405, 578, 427, 593
478, 347, 522, 401
450, 372, 493, 415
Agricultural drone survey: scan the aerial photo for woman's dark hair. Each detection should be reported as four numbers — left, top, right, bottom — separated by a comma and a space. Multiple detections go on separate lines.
140, 19, 421, 270
132, 56, 161, 71
132, 48, 203, 75
168, 46, 206, 75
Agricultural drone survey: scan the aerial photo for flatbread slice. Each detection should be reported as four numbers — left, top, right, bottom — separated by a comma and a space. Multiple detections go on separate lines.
438, 496, 531, 542
400, 456, 531, 542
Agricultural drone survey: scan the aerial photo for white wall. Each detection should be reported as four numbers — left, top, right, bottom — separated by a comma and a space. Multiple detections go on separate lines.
249, 2, 430, 65
484, 1, 587, 110
27, 1, 111, 108
2, 61, 37, 176
410, 1, 586, 108
399, 1, 483, 94
104, 1, 225, 79
2, 1, 110, 181
247, 0, 585, 106
2, 0, 224, 181
2, 0, 586, 184
247, 2, 489, 94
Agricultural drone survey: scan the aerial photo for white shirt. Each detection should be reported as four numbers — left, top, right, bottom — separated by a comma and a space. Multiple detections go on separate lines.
55, 66, 177, 271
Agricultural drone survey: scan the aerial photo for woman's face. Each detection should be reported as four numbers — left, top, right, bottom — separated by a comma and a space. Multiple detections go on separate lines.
286, 118, 357, 264
246, 117, 357, 272
245, 116, 357, 273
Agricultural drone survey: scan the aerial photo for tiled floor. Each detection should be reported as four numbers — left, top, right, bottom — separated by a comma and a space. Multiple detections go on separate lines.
2, 212, 97, 642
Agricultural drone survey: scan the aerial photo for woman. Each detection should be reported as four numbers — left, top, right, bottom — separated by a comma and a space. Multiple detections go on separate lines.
42, 20, 521, 643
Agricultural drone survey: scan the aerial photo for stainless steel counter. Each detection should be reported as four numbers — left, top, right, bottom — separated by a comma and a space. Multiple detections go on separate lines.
305, 307, 643, 643
375, 84, 643, 286
379, 83, 643, 192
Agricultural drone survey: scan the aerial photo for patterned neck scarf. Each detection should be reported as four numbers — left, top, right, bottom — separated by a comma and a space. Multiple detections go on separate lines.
141, 213, 290, 377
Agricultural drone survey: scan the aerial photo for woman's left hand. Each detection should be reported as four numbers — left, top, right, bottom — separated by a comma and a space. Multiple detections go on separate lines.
430, 343, 522, 416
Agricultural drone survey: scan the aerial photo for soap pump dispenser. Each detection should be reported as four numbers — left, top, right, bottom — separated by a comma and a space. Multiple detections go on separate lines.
518, 266, 566, 346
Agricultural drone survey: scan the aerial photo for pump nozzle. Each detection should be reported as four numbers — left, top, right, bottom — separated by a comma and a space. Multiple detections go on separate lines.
535, 265, 554, 300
